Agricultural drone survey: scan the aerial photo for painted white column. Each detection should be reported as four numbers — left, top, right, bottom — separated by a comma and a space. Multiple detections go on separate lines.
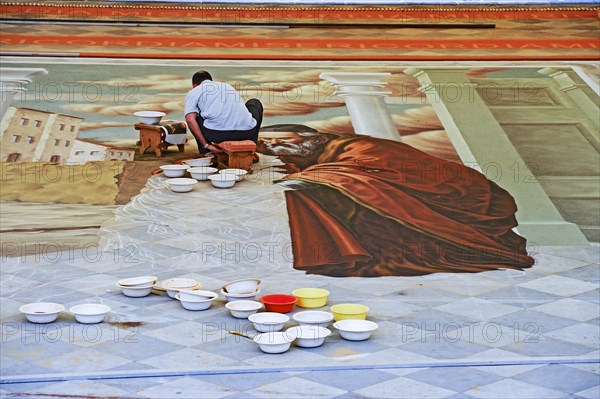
0, 68, 48, 120
319, 72, 400, 141
404, 67, 588, 246
538, 67, 600, 137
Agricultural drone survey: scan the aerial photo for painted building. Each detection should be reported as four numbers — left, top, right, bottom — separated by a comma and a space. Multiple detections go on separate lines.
68, 139, 135, 164
105, 146, 135, 162
0, 106, 81, 163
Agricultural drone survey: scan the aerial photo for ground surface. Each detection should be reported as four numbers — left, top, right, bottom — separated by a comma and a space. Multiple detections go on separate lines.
0, 3, 598, 398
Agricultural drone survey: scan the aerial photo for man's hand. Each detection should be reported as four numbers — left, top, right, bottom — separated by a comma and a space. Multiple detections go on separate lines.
206, 143, 223, 153
186, 112, 221, 153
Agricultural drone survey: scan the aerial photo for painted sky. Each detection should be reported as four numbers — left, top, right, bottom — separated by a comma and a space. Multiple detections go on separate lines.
4, 62, 543, 144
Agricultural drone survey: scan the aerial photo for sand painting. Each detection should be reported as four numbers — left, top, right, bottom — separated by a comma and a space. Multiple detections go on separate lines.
1, 61, 597, 276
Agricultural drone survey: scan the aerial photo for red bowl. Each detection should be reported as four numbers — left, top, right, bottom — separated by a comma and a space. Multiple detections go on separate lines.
259, 294, 298, 313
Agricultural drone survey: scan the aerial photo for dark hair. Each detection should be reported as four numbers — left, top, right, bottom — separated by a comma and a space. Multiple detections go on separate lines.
260, 124, 318, 133
192, 70, 212, 85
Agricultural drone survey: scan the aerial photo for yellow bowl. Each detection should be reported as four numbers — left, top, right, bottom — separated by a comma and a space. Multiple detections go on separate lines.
292, 288, 330, 308
330, 303, 369, 321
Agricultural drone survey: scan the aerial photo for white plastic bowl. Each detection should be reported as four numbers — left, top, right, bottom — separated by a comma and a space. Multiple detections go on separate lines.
184, 157, 213, 167
248, 312, 290, 332
188, 166, 218, 181
223, 278, 261, 294
286, 325, 331, 348
117, 276, 158, 287
160, 164, 189, 178
166, 178, 197, 193
175, 293, 216, 311
69, 304, 111, 324
134, 110, 166, 125
19, 302, 64, 324
161, 278, 202, 298
220, 288, 260, 302
253, 330, 298, 354
178, 289, 218, 302
219, 168, 248, 182
208, 173, 236, 189
333, 319, 379, 341
225, 300, 263, 319
117, 283, 153, 298
292, 311, 334, 328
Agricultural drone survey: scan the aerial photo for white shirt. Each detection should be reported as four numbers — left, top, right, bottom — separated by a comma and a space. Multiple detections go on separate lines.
184, 81, 257, 131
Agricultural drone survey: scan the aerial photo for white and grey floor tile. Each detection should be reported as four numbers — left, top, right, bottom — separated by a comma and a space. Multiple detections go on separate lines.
2, 175, 598, 398
464, 378, 567, 398
512, 364, 600, 395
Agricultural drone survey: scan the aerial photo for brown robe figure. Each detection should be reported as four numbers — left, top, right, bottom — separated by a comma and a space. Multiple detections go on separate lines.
258, 126, 535, 277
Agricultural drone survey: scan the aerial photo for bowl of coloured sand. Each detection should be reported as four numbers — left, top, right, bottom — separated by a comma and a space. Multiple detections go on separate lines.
292, 288, 330, 308
330, 303, 369, 321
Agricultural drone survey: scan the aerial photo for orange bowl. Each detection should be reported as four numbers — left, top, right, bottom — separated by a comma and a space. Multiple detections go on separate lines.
259, 294, 297, 313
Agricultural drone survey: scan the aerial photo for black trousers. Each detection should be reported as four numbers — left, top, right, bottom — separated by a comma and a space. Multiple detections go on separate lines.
194, 98, 263, 154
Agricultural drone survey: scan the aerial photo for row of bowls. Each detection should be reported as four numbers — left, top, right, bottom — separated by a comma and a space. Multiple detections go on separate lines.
18, 301, 376, 343
17, 274, 182, 323
231, 305, 378, 341
116, 276, 300, 314
116, 275, 203, 298
116, 276, 379, 342
233, 280, 377, 349
223, 299, 375, 335
116, 276, 264, 311
18, 274, 174, 323
221, 279, 333, 309
221, 294, 370, 320
19, 302, 111, 324
220, 281, 371, 321
251, 327, 328, 353
238, 318, 380, 354
162, 165, 248, 191
214, 279, 379, 347
19, 276, 377, 351
117, 276, 260, 298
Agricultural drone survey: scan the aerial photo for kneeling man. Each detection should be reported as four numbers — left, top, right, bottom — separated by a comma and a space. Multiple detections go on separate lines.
185, 70, 263, 154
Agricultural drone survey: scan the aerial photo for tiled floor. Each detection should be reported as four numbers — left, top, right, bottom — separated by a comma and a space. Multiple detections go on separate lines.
2, 3, 599, 395
1, 161, 598, 398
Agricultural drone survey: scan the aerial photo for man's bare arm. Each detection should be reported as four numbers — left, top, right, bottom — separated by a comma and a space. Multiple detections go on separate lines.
185, 112, 221, 153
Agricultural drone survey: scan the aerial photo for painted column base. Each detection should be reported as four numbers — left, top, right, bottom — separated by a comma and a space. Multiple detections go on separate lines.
517, 221, 589, 246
